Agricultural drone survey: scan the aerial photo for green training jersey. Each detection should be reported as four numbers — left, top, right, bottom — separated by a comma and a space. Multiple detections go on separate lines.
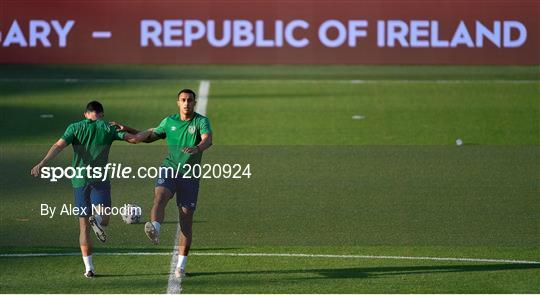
153, 113, 212, 172
61, 119, 126, 188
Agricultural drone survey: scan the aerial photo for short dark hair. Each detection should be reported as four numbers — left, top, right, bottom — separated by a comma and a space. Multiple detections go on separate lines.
178, 89, 196, 100
86, 101, 104, 113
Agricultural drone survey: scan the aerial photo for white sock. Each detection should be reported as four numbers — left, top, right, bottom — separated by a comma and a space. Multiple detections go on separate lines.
176, 255, 187, 271
151, 221, 161, 233
82, 255, 94, 272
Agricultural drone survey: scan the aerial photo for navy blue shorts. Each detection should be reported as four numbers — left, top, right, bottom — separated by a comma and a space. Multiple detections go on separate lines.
73, 181, 111, 217
155, 171, 199, 210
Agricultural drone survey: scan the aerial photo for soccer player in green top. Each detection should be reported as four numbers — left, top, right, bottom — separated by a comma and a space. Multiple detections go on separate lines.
113, 88, 213, 281
30, 101, 140, 278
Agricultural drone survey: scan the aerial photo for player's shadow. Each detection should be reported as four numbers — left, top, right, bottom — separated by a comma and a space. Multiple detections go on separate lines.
160, 220, 207, 224
191, 247, 241, 251
96, 272, 170, 278
189, 263, 540, 280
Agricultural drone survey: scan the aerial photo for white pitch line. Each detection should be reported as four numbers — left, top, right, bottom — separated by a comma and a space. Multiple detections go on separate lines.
0, 251, 538, 265
195, 80, 210, 116
166, 225, 182, 294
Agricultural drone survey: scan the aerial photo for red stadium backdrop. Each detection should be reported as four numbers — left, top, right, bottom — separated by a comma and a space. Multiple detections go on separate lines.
0, 0, 538, 64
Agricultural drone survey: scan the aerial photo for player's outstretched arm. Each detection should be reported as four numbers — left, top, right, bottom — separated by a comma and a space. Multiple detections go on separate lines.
110, 122, 163, 144
124, 129, 153, 144
110, 121, 140, 134
124, 129, 163, 144
31, 139, 67, 177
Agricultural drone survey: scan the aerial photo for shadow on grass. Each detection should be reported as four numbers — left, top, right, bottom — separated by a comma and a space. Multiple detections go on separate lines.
0, 246, 240, 254
189, 263, 540, 280
96, 272, 169, 278
161, 220, 207, 224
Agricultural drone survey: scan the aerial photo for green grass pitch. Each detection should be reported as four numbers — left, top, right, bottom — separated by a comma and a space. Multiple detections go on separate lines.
0, 65, 539, 293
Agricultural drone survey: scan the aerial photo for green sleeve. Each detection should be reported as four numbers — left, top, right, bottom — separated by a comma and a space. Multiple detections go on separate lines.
61, 124, 75, 145
199, 117, 212, 135
153, 117, 168, 136
114, 129, 126, 140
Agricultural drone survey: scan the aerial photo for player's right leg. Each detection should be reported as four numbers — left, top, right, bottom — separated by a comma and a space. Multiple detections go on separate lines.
88, 181, 112, 243
145, 183, 174, 244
